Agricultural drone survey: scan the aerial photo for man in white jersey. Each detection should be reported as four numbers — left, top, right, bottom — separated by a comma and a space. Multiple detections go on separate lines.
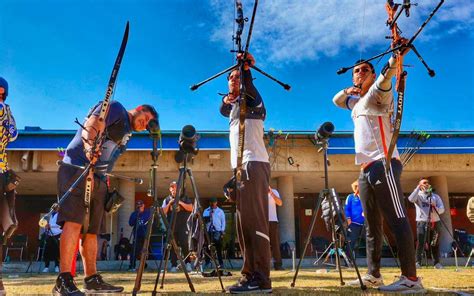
333, 45, 424, 293
43, 203, 62, 273
221, 53, 272, 294
268, 186, 284, 270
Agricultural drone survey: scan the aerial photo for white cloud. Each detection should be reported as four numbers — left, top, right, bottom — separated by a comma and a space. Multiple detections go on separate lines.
209, 0, 474, 63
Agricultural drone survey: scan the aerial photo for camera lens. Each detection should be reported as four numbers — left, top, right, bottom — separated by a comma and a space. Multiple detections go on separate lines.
315, 122, 335, 141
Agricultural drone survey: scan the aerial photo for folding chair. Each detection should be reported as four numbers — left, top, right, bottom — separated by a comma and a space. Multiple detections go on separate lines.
5, 234, 28, 261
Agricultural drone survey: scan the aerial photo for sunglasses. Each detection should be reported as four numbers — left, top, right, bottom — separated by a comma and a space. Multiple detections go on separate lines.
353, 67, 372, 74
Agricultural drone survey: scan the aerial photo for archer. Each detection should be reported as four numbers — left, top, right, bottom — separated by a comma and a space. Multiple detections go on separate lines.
221, 53, 272, 294
332, 43, 425, 293
53, 102, 156, 296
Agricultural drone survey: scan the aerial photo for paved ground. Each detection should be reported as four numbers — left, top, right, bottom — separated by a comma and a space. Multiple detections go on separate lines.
2, 267, 474, 295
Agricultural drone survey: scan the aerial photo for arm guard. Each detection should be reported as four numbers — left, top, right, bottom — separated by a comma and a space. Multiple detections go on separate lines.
376, 56, 397, 91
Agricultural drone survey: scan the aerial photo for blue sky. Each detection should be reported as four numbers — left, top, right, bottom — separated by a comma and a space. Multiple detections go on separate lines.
1, 0, 473, 133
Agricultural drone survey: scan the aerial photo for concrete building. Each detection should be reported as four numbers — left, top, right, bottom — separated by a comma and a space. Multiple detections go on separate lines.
6, 127, 474, 261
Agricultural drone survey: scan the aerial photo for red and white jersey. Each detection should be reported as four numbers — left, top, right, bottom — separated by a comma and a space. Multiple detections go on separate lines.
347, 84, 400, 165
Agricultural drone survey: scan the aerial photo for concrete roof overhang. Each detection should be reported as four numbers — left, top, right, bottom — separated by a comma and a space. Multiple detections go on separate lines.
8, 129, 474, 197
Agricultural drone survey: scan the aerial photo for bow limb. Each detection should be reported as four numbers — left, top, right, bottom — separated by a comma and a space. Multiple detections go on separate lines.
235, 0, 258, 185
82, 22, 129, 239
385, 71, 406, 173
384, 1, 406, 173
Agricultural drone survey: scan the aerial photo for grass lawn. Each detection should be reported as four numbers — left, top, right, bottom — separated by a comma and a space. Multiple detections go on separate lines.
2, 267, 473, 295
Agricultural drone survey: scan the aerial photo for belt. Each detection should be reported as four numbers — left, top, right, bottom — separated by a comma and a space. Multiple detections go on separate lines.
361, 157, 400, 171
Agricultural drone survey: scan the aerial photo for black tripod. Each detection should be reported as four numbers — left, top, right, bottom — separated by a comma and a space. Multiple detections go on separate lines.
313, 235, 352, 268
291, 134, 366, 290
424, 192, 467, 265
132, 132, 195, 294
154, 151, 225, 293
420, 194, 435, 267
352, 221, 400, 269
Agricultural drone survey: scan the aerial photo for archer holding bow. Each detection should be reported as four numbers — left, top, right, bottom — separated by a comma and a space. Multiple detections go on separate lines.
221, 53, 272, 294
332, 42, 425, 293
54, 102, 156, 296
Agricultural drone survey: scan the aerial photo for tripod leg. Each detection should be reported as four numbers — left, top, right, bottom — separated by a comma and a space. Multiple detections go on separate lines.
314, 243, 333, 266
382, 233, 400, 268
159, 244, 172, 289
156, 216, 195, 292
328, 197, 344, 286
152, 241, 165, 295
323, 247, 333, 266
431, 206, 466, 257
340, 247, 352, 268
132, 203, 156, 294
155, 168, 195, 292
187, 168, 225, 292
38, 235, 47, 273
291, 191, 323, 287
465, 249, 473, 268
331, 189, 366, 290
164, 229, 195, 292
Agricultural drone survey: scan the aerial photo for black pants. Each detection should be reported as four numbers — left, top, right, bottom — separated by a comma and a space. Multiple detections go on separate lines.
129, 236, 145, 269
205, 232, 224, 266
170, 225, 190, 267
346, 223, 364, 258
269, 221, 282, 268
44, 234, 61, 268
0, 171, 17, 244
416, 221, 441, 265
236, 161, 271, 288
359, 159, 416, 278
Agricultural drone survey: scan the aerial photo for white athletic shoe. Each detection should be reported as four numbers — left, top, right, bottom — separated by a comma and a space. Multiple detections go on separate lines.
42, 267, 49, 273
347, 274, 384, 287
169, 266, 178, 273
378, 275, 426, 293
434, 263, 443, 269
54, 266, 60, 273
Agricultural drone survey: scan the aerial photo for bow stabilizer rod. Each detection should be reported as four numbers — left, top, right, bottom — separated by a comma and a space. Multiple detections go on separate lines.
337, 0, 444, 76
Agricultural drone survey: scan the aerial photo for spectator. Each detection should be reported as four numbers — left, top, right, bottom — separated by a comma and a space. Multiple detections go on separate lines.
268, 186, 284, 270
128, 200, 151, 271
408, 178, 445, 269
203, 197, 226, 268
162, 181, 193, 272
43, 203, 62, 273
467, 196, 474, 223
344, 181, 365, 258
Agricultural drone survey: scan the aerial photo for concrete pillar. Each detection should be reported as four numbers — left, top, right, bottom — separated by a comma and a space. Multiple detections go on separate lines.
117, 179, 135, 244
277, 176, 296, 248
429, 175, 453, 255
